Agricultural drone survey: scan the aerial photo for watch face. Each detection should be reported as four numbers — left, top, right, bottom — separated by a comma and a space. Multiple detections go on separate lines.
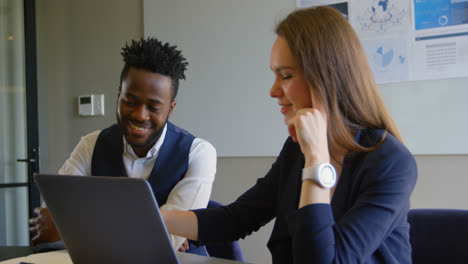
319, 165, 336, 188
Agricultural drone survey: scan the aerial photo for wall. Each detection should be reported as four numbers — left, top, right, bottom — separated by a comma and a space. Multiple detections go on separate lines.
36, 0, 143, 173
144, 0, 468, 157
36, 1, 468, 264
143, 0, 292, 157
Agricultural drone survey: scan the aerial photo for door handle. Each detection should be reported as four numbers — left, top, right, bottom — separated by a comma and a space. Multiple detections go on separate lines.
16, 158, 36, 163
16, 148, 39, 172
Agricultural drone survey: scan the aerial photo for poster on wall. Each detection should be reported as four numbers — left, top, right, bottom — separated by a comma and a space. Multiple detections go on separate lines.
296, 0, 468, 84
297, 0, 349, 17
412, 0, 468, 81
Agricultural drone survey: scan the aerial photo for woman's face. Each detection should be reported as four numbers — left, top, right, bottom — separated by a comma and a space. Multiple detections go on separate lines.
269, 36, 313, 126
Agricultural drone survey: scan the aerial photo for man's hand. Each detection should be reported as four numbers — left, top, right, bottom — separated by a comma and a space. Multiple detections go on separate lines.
178, 239, 189, 252
29, 207, 61, 245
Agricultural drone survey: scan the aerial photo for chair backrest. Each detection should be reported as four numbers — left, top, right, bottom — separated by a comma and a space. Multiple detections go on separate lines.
408, 208, 468, 264
204, 200, 245, 262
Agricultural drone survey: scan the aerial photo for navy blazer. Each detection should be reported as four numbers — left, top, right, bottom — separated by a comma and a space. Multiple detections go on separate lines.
195, 129, 417, 263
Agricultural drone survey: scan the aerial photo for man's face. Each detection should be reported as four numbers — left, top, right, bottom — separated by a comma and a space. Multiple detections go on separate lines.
117, 67, 176, 157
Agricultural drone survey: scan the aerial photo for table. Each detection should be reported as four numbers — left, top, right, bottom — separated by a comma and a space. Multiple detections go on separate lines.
0, 249, 249, 264
0, 247, 36, 261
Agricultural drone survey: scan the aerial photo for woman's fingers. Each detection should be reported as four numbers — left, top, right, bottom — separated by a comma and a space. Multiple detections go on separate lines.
289, 108, 330, 165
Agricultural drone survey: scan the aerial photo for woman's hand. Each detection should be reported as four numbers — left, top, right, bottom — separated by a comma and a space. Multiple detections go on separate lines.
288, 108, 330, 167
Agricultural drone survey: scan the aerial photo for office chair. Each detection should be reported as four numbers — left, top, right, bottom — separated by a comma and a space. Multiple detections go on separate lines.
205, 200, 246, 262
408, 208, 468, 264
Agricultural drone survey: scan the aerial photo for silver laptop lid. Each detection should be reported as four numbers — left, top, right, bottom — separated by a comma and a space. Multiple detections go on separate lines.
34, 174, 179, 264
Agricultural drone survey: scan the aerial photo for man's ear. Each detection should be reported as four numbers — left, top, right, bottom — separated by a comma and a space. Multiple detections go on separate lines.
168, 100, 177, 118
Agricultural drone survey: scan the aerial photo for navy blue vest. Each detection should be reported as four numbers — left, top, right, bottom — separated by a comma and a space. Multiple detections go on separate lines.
91, 122, 195, 206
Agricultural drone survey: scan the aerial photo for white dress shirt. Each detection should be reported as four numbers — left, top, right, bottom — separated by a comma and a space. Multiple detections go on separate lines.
58, 124, 217, 250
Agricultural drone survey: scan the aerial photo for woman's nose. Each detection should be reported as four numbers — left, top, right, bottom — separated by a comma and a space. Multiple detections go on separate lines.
270, 79, 283, 98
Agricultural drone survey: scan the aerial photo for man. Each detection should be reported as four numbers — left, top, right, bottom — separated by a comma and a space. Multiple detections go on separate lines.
29, 37, 216, 254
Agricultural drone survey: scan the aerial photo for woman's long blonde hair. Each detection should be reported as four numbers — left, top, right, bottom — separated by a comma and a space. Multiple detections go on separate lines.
275, 6, 402, 159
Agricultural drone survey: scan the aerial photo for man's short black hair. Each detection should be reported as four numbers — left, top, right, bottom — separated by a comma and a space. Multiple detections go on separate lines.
119, 37, 188, 100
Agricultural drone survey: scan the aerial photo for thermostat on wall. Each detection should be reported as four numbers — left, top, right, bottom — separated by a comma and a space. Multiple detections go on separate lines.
78, 94, 104, 116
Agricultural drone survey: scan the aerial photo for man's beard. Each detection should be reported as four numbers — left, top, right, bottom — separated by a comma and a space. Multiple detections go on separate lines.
116, 112, 167, 149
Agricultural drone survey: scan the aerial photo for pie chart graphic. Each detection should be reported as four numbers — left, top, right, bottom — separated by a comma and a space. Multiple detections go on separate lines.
374, 46, 394, 68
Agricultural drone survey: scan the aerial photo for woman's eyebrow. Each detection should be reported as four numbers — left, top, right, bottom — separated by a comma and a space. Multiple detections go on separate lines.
271, 65, 295, 72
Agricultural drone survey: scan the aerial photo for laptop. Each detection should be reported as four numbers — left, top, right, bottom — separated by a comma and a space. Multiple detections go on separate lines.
33, 174, 232, 264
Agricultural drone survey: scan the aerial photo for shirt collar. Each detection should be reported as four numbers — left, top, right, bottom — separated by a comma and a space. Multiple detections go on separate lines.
123, 123, 168, 158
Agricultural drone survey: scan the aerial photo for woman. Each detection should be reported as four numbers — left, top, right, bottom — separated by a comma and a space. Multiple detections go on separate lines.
163, 6, 417, 263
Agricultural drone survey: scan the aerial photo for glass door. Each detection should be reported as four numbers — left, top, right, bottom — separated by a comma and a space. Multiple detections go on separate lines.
0, 0, 40, 246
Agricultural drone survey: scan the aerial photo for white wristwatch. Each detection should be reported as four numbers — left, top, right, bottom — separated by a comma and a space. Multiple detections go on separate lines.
302, 163, 337, 188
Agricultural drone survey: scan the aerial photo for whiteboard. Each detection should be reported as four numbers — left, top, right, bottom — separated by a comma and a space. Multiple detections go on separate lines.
380, 77, 468, 155
144, 0, 468, 156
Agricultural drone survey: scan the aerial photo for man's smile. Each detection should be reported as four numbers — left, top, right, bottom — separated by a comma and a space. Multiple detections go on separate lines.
128, 122, 152, 136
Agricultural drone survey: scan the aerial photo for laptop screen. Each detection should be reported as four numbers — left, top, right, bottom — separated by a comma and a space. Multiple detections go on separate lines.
34, 174, 179, 264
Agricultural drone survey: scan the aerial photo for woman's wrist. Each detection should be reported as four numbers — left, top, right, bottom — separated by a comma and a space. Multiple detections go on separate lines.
304, 154, 329, 168
299, 180, 331, 208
